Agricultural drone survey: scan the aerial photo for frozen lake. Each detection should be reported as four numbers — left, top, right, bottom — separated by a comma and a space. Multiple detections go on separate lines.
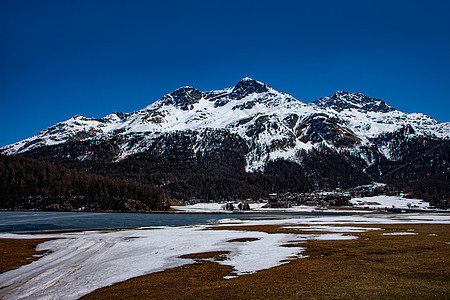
0, 211, 319, 233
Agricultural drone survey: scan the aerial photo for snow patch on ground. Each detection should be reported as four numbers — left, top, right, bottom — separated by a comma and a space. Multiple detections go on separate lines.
350, 195, 429, 209
284, 226, 381, 233
215, 213, 450, 227
173, 203, 372, 213
382, 232, 418, 236
172, 202, 318, 213
172, 203, 230, 213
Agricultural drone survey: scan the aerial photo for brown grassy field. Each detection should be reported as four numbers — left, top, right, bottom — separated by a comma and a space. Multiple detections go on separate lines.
81, 223, 450, 299
0, 238, 53, 272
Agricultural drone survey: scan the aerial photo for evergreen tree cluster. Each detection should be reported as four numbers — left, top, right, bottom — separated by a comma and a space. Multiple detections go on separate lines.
0, 154, 165, 211
388, 171, 450, 208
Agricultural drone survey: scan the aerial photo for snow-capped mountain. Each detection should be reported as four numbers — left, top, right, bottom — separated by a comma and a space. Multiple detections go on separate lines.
2, 78, 448, 171
1, 75, 448, 197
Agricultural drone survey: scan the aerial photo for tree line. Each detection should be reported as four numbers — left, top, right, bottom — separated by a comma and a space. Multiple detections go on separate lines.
0, 154, 166, 211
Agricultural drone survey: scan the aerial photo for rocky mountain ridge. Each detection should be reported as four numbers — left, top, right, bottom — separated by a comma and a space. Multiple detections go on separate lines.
2, 78, 448, 174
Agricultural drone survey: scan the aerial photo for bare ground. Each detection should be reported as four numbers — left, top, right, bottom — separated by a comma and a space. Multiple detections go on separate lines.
0, 238, 53, 272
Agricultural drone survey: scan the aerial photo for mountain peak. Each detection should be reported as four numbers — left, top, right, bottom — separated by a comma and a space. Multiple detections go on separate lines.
230, 78, 270, 100
159, 86, 203, 110
333, 90, 354, 96
240, 77, 256, 82
314, 91, 395, 113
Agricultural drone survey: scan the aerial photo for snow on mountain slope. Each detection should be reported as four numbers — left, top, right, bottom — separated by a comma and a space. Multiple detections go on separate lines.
1, 78, 449, 172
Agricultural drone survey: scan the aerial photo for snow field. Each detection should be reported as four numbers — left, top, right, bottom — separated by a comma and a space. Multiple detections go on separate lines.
350, 195, 429, 209
382, 232, 418, 235
283, 226, 382, 233
0, 226, 303, 299
173, 195, 431, 213
172, 202, 317, 212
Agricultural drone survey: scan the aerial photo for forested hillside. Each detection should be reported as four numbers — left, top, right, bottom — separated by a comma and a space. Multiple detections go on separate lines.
0, 154, 166, 211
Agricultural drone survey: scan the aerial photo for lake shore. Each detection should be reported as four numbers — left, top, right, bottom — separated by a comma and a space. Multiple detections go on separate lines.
1, 207, 442, 216
2, 194, 441, 215
1, 213, 449, 299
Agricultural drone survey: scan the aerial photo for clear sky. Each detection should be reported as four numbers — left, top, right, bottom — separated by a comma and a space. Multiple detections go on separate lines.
1, 0, 449, 147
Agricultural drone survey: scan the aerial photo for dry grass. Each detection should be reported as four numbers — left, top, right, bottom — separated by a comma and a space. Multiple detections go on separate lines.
83, 223, 450, 299
0, 238, 53, 272
82, 261, 234, 300
179, 251, 230, 261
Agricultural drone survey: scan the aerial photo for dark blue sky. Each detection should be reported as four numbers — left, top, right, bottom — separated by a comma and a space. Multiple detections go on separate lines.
1, 0, 449, 147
